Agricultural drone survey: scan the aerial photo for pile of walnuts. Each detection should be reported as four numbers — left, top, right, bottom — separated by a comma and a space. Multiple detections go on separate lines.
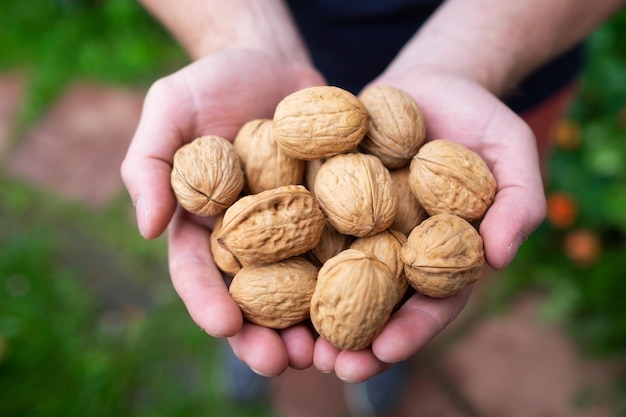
170, 85, 497, 351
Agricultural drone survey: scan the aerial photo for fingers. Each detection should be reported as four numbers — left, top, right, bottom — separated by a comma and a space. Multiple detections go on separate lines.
372, 287, 472, 362
312, 288, 472, 382
480, 107, 547, 269
168, 208, 243, 337
280, 324, 316, 370
314, 338, 389, 382
121, 76, 195, 239
228, 323, 290, 377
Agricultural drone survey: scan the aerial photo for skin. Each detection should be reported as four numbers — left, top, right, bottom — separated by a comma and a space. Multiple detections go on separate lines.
122, 0, 625, 382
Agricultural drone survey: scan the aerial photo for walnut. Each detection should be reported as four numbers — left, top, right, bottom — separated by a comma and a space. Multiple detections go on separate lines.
358, 86, 426, 168
170, 135, 244, 217
389, 166, 428, 235
210, 214, 241, 276
233, 118, 305, 194
310, 249, 397, 350
309, 220, 354, 266
216, 185, 325, 266
229, 257, 319, 329
409, 139, 496, 222
350, 229, 408, 306
314, 153, 398, 237
401, 213, 484, 298
272, 86, 369, 160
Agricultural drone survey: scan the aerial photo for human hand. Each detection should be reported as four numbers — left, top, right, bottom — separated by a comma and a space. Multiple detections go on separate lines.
313, 71, 547, 382
121, 49, 325, 375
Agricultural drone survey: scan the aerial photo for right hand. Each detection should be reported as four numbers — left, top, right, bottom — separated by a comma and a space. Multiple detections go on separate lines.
121, 48, 325, 375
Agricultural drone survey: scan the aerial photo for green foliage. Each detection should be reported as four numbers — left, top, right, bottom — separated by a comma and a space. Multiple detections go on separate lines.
0, 180, 271, 417
0, 0, 186, 127
499, 9, 626, 411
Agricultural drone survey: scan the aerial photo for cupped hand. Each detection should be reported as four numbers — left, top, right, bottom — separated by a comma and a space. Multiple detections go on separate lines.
313, 71, 547, 382
121, 49, 325, 376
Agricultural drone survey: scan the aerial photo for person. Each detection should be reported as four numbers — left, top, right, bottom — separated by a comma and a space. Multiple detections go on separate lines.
120, 0, 625, 414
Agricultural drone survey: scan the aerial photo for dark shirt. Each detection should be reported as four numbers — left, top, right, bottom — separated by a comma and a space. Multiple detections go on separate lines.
286, 0, 584, 113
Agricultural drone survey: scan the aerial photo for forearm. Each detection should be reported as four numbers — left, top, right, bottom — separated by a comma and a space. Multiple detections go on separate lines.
384, 0, 624, 96
140, 0, 311, 63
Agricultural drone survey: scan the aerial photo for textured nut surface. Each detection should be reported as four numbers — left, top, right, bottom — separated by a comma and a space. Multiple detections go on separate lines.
210, 214, 241, 276
171, 135, 244, 217
273, 86, 369, 160
390, 166, 428, 235
350, 229, 408, 305
314, 153, 398, 237
358, 86, 426, 168
310, 249, 397, 350
401, 213, 484, 298
309, 220, 354, 265
229, 257, 319, 329
217, 185, 325, 266
234, 118, 305, 194
409, 139, 496, 222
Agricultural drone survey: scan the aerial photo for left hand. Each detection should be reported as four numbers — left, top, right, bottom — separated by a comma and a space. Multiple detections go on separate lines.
313, 71, 547, 382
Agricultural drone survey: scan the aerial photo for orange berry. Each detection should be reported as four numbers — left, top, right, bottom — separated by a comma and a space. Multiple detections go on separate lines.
563, 229, 601, 267
551, 119, 581, 150
546, 192, 577, 229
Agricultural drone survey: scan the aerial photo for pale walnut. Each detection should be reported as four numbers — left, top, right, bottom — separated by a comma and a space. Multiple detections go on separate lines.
229, 257, 319, 329
309, 220, 354, 265
389, 166, 428, 235
210, 214, 241, 276
273, 86, 369, 160
233, 118, 305, 194
401, 213, 484, 298
314, 153, 398, 237
350, 229, 408, 306
310, 249, 397, 350
409, 139, 496, 222
303, 158, 325, 196
216, 185, 325, 266
358, 86, 426, 168
171, 135, 244, 217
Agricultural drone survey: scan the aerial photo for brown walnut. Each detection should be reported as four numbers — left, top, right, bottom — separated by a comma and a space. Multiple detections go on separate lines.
233, 118, 305, 194
358, 86, 426, 168
350, 229, 409, 306
171, 135, 244, 217
409, 139, 496, 222
314, 153, 398, 237
273, 86, 369, 160
310, 249, 397, 350
401, 213, 484, 298
216, 185, 325, 266
229, 257, 319, 329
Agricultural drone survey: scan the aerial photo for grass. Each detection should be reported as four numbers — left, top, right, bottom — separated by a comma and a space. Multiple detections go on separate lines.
1, 1, 626, 416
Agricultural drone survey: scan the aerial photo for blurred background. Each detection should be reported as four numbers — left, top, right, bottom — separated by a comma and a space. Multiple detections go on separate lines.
1, 1, 625, 416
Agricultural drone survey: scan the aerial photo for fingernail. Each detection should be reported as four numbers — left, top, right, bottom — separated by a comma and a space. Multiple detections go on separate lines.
135, 197, 149, 238
250, 366, 277, 378
503, 232, 526, 268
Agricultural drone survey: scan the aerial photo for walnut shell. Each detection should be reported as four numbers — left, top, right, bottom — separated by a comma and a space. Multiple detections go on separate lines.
350, 229, 408, 305
171, 135, 244, 216
409, 140, 496, 222
310, 249, 397, 350
210, 214, 241, 276
309, 220, 354, 265
401, 213, 484, 298
358, 86, 426, 168
273, 86, 369, 160
389, 166, 428, 235
229, 257, 319, 329
216, 185, 325, 266
314, 153, 398, 237
233, 118, 305, 194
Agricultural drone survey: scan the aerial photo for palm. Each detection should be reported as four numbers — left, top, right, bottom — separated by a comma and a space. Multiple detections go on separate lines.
312, 73, 547, 381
